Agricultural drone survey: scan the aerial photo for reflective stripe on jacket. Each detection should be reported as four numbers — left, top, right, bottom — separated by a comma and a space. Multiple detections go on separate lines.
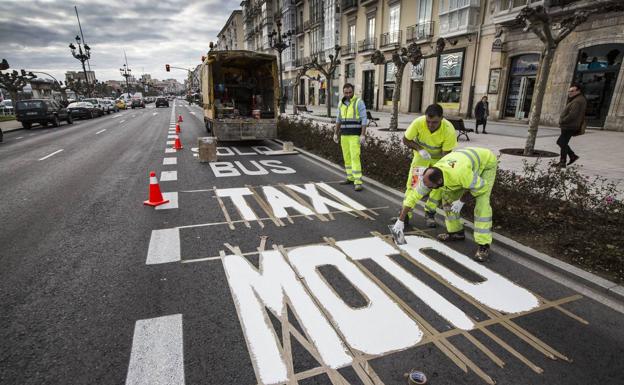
339, 96, 362, 135
435, 147, 497, 197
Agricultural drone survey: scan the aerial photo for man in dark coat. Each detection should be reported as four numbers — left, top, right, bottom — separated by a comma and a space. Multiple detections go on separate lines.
474, 96, 489, 134
556, 83, 587, 168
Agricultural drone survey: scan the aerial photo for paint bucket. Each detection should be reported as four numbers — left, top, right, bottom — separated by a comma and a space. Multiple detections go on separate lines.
252, 109, 261, 119
405, 370, 427, 384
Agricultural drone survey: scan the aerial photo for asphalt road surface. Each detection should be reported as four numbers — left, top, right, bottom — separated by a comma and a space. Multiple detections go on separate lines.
1, 102, 623, 385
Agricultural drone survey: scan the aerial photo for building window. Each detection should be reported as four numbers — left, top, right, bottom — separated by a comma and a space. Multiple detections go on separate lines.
419, 0, 432, 23
367, 16, 376, 41
345, 63, 355, 79
384, 62, 397, 104
348, 24, 356, 46
389, 4, 400, 34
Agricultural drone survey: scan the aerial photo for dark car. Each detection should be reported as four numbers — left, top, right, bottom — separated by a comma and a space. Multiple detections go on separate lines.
15, 99, 73, 129
131, 97, 145, 109
155, 97, 169, 108
67, 102, 99, 120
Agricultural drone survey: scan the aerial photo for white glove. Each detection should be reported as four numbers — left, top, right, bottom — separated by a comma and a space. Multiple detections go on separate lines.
450, 200, 464, 213
333, 133, 339, 144
392, 218, 405, 233
418, 149, 431, 160
359, 135, 365, 145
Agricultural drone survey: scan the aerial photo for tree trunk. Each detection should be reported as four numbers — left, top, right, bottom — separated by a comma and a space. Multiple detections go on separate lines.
524, 46, 556, 155
9, 90, 18, 110
326, 77, 332, 118
389, 63, 406, 131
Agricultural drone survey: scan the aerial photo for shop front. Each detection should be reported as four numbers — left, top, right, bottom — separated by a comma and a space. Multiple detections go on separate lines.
504, 53, 539, 120
435, 49, 465, 114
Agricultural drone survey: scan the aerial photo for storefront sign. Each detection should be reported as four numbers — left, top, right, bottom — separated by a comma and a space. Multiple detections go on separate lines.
410, 61, 424, 82
437, 50, 465, 81
492, 38, 503, 52
488, 68, 501, 94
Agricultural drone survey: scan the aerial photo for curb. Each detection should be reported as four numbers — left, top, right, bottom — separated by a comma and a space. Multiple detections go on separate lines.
273, 139, 624, 306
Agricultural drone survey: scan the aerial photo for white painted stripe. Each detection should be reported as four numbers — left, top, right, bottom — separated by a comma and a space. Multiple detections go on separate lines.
155, 192, 178, 210
96, 129, 106, 135
165, 148, 176, 153
160, 171, 177, 182
120, 120, 126, 123
167, 135, 176, 138
190, 111, 196, 115
163, 157, 177, 165
166, 140, 175, 145
146, 228, 181, 264
38, 149, 64, 161
15, 136, 24, 140
153, 112, 158, 116
125, 314, 185, 385
112, 114, 121, 118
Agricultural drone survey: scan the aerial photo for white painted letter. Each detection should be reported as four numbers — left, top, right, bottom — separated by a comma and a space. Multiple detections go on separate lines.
217, 147, 235, 156
316, 183, 367, 210
210, 162, 241, 177
259, 160, 297, 174
235, 160, 269, 176
262, 186, 313, 218
216, 188, 257, 221
286, 183, 351, 214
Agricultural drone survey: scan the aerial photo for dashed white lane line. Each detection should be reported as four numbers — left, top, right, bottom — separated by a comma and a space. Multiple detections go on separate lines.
96, 129, 106, 135
120, 120, 126, 123
125, 314, 185, 385
15, 136, 24, 140
163, 157, 177, 165
153, 112, 158, 116
190, 111, 196, 115
167, 135, 176, 138
146, 228, 181, 265
165, 148, 176, 153
160, 171, 177, 182
166, 140, 175, 145
38, 149, 64, 161
29, 133, 35, 136
155, 192, 178, 210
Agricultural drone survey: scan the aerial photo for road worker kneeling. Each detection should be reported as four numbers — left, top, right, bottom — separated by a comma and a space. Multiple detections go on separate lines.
392, 147, 498, 262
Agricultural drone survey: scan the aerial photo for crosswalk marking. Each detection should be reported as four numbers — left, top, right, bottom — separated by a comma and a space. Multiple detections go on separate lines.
163, 157, 177, 165
160, 171, 177, 182
155, 192, 178, 210
146, 228, 181, 265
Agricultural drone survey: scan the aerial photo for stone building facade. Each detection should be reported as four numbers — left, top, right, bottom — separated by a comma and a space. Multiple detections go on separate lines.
217, 10, 244, 51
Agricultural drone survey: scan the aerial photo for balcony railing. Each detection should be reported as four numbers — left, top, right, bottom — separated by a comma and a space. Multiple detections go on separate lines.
311, 51, 325, 63
380, 30, 402, 48
294, 23, 304, 35
358, 37, 377, 53
262, 16, 273, 26
342, 0, 358, 13
303, 20, 311, 30
406, 22, 434, 42
294, 57, 303, 68
341, 43, 357, 57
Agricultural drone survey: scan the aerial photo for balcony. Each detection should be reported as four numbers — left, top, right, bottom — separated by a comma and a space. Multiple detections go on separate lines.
358, 37, 377, 53
294, 57, 303, 68
262, 16, 273, 26
360, 0, 376, 6
294, 23, 304, 35
406, 21, 434, 42
342, 0, 358, 14
341, 43, 357, 57
310, 51, 325, 63
303, 20, 311, 31
380, 30, 402, 49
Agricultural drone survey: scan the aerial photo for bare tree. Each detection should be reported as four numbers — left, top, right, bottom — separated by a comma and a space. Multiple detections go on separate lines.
516, 2, 624, 155
371, 39, 447, 131
65, 78, 90, 98
0, 60, 36, 110
309, 45, 341, 118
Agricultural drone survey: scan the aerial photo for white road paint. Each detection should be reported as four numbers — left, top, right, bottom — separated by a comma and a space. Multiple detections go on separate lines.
288, 245, 423, 354
165, 148, 177, 154
155, 192, 178, 210
262, 186, 313, 218
190, 111, 196, 115
163, 157, 177, 165
316, 183, 366, 211
336, 237, 475, 330
15, 136, 24, 140
120, 120, 126, 123
286, 183, 351, 214
96, 129, 106, 135
146, 228, 181, 265
38, 149, 64, 161
125, 314, 185, 385
166, 140, 175, 145
160, 171, 178, 182
153, 112, 158, 116
167, 135, 176, 139
216, 188, 257, 221
398, 235, 540, 313
209, 160, 295, 177
222, 251, 352, 385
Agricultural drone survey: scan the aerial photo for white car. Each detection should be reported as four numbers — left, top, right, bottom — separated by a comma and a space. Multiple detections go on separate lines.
0, 99, 13, 115
83, 98, 107, 115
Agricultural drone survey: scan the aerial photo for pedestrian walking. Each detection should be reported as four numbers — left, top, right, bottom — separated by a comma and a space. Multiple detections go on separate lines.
334, 83, 368, 191
399, 104, 457, 228
474, 96, 489, 134
556, 83, 586, 168
392, 147, 497, 262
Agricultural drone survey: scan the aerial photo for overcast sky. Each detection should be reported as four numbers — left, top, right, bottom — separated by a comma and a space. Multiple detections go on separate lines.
0, 0, 240, 84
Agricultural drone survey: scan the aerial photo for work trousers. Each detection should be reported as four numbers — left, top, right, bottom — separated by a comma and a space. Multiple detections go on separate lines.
403, 155, 442, 214
340, 135, 362, 185
556, 130, 576, 162
443, 163, 497, 245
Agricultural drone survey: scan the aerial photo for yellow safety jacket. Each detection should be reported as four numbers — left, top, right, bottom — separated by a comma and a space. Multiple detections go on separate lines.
339, 96, 362, 135
404, 116, 457, 160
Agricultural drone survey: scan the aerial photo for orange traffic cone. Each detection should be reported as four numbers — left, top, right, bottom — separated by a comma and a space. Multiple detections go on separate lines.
178, 114, 183, 123
174, 135, 183, 150
143, 171, 170, 207
175, 123, 181, 133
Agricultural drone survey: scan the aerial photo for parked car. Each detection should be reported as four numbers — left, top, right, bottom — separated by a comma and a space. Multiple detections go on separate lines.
0, 99, 14, 115
115, 99, 127, 110
155, 97, 169, 108
83, 98, 105, 116
15, 99, 73, 129
67, 102, 99, 120
131, 97, 145, 109
102, 99, 118, 113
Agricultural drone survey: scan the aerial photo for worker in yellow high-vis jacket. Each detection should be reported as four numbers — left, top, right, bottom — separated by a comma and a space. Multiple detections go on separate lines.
334, 83, 368, 191
392, 147, 497, 261
401, 104, 457, 228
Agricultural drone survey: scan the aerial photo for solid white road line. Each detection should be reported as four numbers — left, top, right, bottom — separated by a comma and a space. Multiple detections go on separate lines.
163, 157, 177, 165
38, 149, 64, 161
96, 129, 106, 135
165, 148, 176, 153
120, 120, 126, 123
160, 171, 177, 182
167, 135, 176, 138
155, 192, 178, 210
125, 314, 185, 385
166, 140, 175, 145
146, 228, 181, 264
15, 136, 24, 140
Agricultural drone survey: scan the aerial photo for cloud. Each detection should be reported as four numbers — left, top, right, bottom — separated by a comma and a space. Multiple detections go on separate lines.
0, 0, 241, 84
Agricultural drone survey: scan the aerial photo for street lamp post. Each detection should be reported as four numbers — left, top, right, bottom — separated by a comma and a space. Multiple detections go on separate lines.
120, 64, 132, 96
69, 35, 92, 97
268, 19, 292, 114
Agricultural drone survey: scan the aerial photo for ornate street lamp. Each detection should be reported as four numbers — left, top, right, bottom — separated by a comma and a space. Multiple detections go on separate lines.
69, 35, 92, 97
120, 64, 132, 96
269, 18, 293, 114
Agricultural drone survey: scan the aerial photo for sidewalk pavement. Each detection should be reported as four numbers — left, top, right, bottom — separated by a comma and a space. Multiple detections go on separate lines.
0, 119, 22, 133
285, 104, 624, 194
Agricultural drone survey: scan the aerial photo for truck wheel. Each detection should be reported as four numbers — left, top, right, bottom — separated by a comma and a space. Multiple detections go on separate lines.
41, 121, 48, 127
23, 122, 32, 129
51, 116, 60, 127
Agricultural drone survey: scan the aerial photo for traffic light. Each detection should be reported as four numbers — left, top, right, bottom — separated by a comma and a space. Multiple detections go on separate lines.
165, 64, 170, 72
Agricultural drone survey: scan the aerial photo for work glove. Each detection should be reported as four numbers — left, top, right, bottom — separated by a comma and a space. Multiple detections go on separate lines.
418, 149, 431, 160
333, 133, 339, 144
392, 218, 405, 233
450, 200, 464, 213
359, 135, 365, 145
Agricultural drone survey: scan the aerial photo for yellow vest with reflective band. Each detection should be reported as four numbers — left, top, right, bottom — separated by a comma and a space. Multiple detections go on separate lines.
339, 96, 362, 135
435, 147, 497, 197
404, 116, 457, 160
